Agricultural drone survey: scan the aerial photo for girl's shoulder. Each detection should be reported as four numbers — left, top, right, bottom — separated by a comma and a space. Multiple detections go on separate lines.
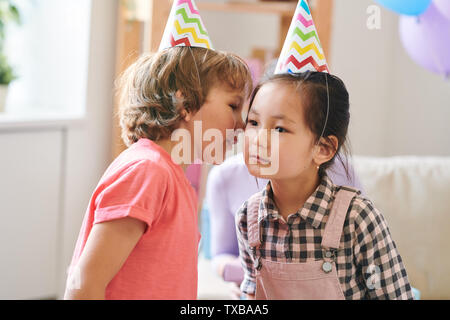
235, 188, 266, 221
236, 191, 259, 214
335, 186, 387, 230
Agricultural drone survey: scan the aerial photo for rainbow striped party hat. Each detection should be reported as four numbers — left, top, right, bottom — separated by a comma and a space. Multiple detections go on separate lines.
159, 0, 214, 51
275, 0, 329, 74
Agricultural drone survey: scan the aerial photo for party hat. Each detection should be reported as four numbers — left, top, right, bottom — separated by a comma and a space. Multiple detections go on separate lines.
275, 0, 329, 74
159, 0, 214, 51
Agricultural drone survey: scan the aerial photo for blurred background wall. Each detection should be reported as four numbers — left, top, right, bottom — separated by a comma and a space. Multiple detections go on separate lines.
57, 0, 118, 298
0, 0, 117, 298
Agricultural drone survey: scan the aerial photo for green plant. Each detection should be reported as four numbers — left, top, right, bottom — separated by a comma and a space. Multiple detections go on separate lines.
0, 53, 14, 84
0, 0, 19, 85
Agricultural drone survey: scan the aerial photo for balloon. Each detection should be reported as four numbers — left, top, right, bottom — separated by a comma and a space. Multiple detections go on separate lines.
434, 0, 450, 20
399, 3, 450, 77
375, 0, 432, 16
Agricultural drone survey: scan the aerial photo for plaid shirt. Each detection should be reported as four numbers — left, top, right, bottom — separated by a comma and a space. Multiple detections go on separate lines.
235, 173, 414, 300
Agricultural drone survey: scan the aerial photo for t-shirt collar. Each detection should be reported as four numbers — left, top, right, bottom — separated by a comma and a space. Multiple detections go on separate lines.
135, 138, 184, 172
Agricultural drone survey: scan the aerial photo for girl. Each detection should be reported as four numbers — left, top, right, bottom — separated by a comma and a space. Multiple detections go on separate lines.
236, 71, 414, 300
206, 151, 365, 299
64, 46, 252, 300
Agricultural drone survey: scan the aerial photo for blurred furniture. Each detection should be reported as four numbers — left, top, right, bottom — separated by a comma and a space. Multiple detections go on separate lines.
353, 156, 450, 300
113, 0, 172, 158
198, 156, 450, 300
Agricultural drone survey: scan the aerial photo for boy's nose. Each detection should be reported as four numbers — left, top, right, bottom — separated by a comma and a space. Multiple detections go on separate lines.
235, 116, 245, 130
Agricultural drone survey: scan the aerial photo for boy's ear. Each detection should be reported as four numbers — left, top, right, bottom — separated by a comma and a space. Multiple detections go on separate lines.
313, 135, 338, 167
176, 90, 192, 122
180, 108, 192, 122
175, 90, 183, 99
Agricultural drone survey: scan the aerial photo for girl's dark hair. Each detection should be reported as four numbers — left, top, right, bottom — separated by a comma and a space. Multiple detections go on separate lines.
247, 71, 352, 180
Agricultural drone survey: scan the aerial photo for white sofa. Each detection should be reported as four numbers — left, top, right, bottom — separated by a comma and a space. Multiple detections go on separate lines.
198, 156, 450, 300
352, 156, 450, 299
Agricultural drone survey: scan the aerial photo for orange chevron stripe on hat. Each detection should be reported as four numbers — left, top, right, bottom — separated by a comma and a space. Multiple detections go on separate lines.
159, 0, 214, 51
275, 0, 329, 74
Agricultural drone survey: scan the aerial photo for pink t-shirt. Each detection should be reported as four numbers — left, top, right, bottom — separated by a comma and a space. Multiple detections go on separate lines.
68, 138, 200, 299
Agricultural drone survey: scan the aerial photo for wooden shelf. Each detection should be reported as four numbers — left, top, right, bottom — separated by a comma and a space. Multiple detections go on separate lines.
196, 1, 297, 16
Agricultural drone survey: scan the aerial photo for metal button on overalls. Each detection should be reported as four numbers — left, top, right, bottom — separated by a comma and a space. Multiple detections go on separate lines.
322, 261, 333, 273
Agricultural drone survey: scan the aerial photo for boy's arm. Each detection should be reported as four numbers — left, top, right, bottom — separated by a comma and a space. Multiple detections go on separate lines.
64, 217, 146, 300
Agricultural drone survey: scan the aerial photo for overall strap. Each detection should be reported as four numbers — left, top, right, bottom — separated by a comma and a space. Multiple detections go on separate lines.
321, 187, 358, 249
247, 194, 262, 249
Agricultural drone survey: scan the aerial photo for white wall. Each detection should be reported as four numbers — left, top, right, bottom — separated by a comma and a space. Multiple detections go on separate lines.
330, 0, 396, 156
202, 11, 279, 58
57, 0, 118, 298
331, 0, 450, 157
0, 130, 62, 299
389, 26, 450, 156
0, 0, 117, 300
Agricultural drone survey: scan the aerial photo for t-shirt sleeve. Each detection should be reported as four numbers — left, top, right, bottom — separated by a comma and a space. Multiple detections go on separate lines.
93, 160, 169, 232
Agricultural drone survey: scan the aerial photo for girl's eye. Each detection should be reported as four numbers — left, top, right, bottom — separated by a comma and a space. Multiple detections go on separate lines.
229, 104, 238, 110
248, 120, 258, 126
275, 127, 286, 133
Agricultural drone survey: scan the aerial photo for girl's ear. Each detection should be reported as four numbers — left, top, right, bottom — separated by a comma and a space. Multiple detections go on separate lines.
313, 135, 338, 167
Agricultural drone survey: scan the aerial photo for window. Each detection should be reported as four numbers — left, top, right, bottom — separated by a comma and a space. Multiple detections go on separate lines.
5, 0, 92, 116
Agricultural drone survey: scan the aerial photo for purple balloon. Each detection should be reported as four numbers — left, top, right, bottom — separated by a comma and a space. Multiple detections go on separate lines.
434, 0, 450, 20
399, 3, 450, 77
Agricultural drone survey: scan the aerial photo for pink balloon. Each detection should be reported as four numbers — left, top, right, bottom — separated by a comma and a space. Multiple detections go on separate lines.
434, 0, 450, 20
399, 3, 450, 77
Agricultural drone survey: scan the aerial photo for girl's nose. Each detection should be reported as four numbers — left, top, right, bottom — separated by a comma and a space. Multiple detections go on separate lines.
246, 128, 269, 152
257, 129, 269, 149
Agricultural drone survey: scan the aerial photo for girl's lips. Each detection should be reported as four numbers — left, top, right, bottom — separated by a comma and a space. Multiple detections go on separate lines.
249, 155, 271, 165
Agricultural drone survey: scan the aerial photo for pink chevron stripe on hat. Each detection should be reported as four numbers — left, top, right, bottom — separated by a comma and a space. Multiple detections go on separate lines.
177, 0, 200, 15
296, 12, 314, 28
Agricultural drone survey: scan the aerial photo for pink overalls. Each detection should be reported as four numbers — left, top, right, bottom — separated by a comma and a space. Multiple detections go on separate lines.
247, 188, 357, 300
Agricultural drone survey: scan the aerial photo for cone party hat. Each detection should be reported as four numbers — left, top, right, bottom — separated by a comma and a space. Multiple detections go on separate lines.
159, 0, 214, 51
275, 0, 329, 74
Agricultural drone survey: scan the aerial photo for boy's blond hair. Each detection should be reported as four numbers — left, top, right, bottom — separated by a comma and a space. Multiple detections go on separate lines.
117, 47, 253, 147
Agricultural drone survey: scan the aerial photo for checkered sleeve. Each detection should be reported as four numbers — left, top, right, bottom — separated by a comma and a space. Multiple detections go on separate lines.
235, 201, 257, 295
353, 198, 414, 300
